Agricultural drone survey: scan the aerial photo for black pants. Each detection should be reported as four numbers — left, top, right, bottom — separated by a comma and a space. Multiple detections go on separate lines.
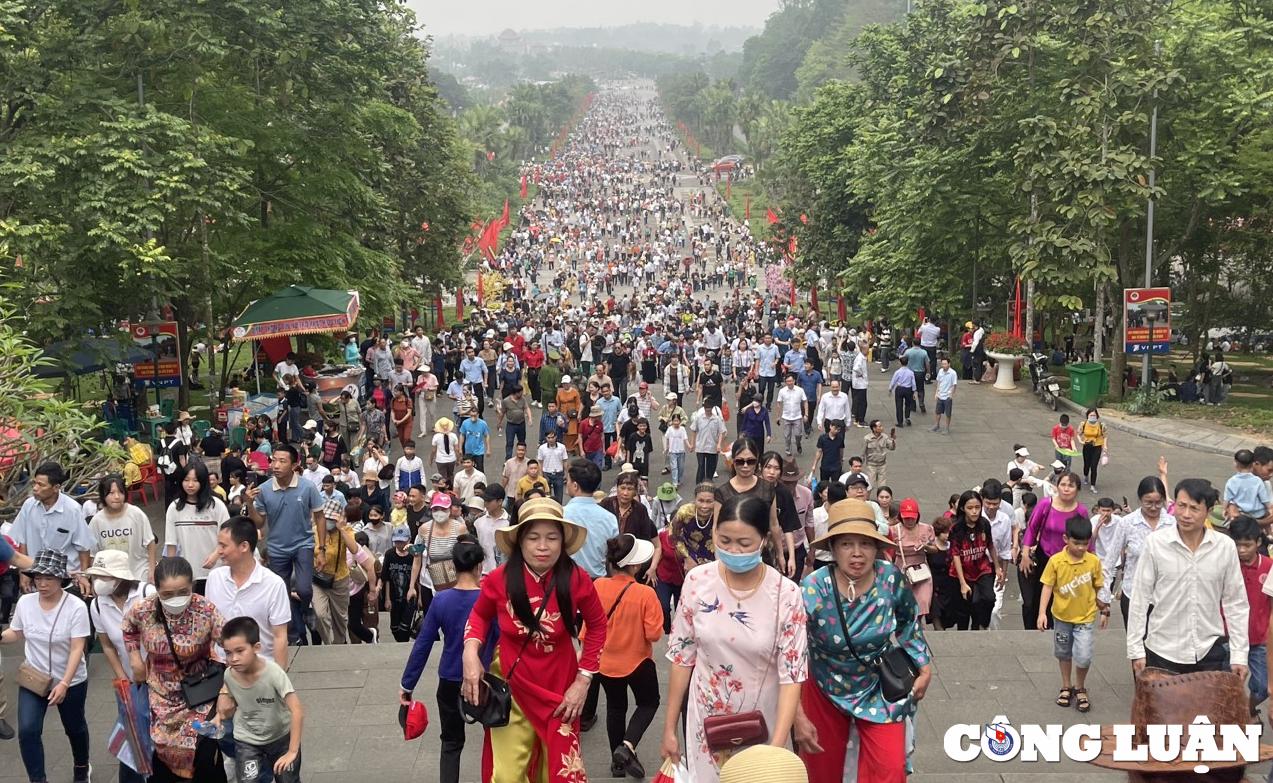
1019, 553, 1052, 630
604, 432, 617, 469
952, 572, 995, 630
893, 388, 915, 426
348, 588, 375, 644
584, 659, 660, 753
1082, 441, 1102, 486
913, 373, 926, 411
759, 375, 777, 407
850, 387, 867, 424
436, 678, 466, 783
695, 452, 718, 484
924, 346, 938, 380
389, 596, 416, 642
473, 384, 486, 417
1145, 639, 1230, 674
528, 368, 541, 403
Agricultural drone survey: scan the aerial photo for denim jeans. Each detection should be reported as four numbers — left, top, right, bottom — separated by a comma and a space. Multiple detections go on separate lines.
268, 547, 316, 646
668, 452, 685, 485
1053, 620, 1096, 669
545, 472, 564, 503
655, 580, 682, 634
587, 450, 604, 469
18, 680, 90, 782
504, 423, 526, 459
1250, 643, 1269, 705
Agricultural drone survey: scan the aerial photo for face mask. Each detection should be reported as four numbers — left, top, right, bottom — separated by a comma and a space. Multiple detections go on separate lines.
717, 547, 763, 573
325, 520, 338, 531
161, 595, 192, 615
1088, 416, 1098, 423
432, 509, 450, 523
93, 578, 117, 596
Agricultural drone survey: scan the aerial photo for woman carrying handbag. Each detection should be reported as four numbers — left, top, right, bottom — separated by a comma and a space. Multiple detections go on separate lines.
1, 549, 92, 783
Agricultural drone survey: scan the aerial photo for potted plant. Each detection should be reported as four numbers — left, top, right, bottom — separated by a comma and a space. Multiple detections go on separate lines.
983, 332, 1029, 390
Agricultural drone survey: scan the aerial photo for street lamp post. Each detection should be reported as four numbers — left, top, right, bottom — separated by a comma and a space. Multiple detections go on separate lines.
1142, 39, 1161, 388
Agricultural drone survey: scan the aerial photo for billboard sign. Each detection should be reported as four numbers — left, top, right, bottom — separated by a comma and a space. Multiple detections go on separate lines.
130, 321, 183, 387
1123, 288, 1171, 355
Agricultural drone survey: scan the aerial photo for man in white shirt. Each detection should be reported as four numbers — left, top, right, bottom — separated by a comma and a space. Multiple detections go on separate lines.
472, 486, 511, 574
411, 326, 432, 368
1127, 478, 1248, 676
981, 479, 1016, 630
775, 373, 809, 456
932, 356, 958, 433
453, 457, 487, 503
302, 453, 331, 487
205, 517, 291, 663
537, 430, 569, 503
273, 352, 299, 389
917, 316, 942, 380
813, 379, 851, 433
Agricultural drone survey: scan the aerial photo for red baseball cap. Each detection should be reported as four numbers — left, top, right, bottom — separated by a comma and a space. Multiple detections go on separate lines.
401, 700, 428, 740
899, 498, 920, 519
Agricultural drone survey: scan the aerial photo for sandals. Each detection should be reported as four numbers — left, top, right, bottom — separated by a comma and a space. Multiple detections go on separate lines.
1075, 688, 1091, 713
1055, 687, 1073, 707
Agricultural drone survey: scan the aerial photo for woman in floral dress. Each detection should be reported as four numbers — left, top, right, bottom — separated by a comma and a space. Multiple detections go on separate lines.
661, 495, 807, 783
795, 498, 932, 783
461, 497, 607, 783
122, 556, 225, 781
668, 482, 718, 574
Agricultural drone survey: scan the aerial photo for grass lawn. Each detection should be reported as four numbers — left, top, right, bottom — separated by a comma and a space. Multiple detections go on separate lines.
714, 180, 771, 241
1050, 349, 1273, 436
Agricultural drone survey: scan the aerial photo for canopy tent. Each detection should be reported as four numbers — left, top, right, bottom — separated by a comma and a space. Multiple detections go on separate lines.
34, 336, 153, 379
229, 285, 361, 395
230, 285, 360, 341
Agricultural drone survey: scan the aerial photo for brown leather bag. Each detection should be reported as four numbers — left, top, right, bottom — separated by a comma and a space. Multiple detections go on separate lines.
702, 574, 782, 756
16, 595, 67, 697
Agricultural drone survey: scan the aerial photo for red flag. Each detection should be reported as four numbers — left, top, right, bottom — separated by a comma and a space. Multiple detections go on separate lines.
498, 200, 510, 230
1012, 278, 1024, 338
456, 287, 465, 320
519, 175, 528, 200
476, 273, 484, 307
789, 281, 797, 307
810, 284, 819, 312
837, 295, 848, 322
744, 195, 751, 221
788, 236, 798, 257
766, 208, 779, 225
435, 295, 445, 329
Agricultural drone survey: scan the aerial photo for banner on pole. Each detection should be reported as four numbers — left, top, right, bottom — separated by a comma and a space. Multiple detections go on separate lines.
129, 322, 182, 388
1123, 287, 1171, 355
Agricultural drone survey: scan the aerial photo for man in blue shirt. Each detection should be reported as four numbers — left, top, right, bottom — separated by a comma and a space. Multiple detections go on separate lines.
903, 341, 931, 414
562, 458, 618, 579
756, 334, 782, 408
458, 407, 491, 471
459, 346, 489, 416
538, 400, 568, 445
596, 385, 623, 471
772, 321, 793, 353
10, 461, 93, 593
796, 364, 824, 435
888, 363, 918, 427
783, 339, 806, 375
248, 444, 326, 646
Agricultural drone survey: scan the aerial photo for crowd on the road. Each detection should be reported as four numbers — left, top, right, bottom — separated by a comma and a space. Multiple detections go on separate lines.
2, 82, 1273, 783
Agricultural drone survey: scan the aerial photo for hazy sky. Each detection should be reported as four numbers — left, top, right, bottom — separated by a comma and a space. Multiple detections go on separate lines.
409, 0, 778, 37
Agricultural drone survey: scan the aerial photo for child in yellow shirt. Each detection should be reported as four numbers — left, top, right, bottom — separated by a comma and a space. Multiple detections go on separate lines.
1039, 514, 1108, 713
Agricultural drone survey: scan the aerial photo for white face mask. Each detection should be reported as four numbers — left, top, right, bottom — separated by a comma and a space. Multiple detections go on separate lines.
92, 578, 118, 596
161, 595, 191, 615
432, 509, 450, 523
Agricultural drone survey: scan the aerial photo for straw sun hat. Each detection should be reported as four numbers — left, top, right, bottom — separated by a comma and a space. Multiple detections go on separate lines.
494, 497, 587, 557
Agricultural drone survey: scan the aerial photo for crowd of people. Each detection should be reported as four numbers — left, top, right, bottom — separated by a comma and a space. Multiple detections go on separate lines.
1, 81, 1271, 783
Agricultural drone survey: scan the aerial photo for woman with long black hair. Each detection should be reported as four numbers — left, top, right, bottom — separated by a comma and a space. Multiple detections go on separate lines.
713, 438, 793, 576
460, 497, 607, 782
947, 490, 1002, 630
162, 459, 230, 595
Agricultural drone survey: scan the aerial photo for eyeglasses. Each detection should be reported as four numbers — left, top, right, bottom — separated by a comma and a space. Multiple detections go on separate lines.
1141, 499, 1164, 508
734, 458, 758, 466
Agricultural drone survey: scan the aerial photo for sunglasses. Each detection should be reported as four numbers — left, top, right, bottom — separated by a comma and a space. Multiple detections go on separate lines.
734, 457, 758, 466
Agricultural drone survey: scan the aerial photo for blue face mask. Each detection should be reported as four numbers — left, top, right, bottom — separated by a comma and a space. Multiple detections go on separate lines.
717, 547, 763, 573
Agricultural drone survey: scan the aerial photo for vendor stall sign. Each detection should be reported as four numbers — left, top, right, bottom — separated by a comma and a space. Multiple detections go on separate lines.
130, 321, 182, 388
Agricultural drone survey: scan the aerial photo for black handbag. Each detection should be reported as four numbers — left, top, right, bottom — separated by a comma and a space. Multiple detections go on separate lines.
460, 596, 548, 728
828, 564, 918, 703
158, 604, 226, 708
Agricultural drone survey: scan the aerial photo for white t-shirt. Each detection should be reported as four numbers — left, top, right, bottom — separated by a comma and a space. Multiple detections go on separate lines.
776, 385, 808, 421
537, 443, 568, 474
90, 583, 156, 667
204, 562, 291, 661
812, 507, 833, 562
432, 433, 459, 465
473, 512, 511, 574
163, 498, 231, 579
12, 592, 92, 685
89, 504, 155, 582
664, 426, 689, 455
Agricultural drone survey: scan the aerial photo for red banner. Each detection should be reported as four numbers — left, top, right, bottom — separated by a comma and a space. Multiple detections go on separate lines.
744, 195, 751, 221
456, 287, 465, 320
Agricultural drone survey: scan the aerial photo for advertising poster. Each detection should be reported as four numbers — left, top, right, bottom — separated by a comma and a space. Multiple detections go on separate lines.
130, 321, 183, 387
1123, 288, 1171, 355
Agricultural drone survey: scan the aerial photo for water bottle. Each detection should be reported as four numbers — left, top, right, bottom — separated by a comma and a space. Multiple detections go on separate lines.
191, 719, 225, 740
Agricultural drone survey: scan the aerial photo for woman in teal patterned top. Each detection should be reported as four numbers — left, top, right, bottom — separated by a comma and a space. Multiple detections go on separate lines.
794, 498, 933, 783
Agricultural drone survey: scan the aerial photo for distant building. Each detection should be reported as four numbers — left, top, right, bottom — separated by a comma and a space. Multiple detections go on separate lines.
497, 28, 521, 52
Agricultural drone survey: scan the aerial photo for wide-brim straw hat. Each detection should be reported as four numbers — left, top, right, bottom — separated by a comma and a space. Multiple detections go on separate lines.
434, 417, 454, 433
83, 549, 135, 581
1089, 668, 1273, 774
811, 499, 895, 551
494, 497, 587, 557
719, 745, 808, 783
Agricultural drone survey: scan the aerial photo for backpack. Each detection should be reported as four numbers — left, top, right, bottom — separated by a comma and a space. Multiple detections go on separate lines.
156, 437, 178, 476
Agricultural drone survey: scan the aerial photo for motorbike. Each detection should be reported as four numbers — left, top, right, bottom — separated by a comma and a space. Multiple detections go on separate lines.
1029, 352, 1062, 410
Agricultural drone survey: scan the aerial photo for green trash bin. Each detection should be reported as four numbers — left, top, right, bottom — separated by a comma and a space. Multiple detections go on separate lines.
1068, 363, 1108, 408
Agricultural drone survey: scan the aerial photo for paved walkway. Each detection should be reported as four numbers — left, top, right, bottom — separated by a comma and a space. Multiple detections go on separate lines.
1056, 395, 1261, 457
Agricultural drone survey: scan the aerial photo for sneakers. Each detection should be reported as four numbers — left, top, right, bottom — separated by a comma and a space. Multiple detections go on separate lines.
369, 627, 379, 644
930, 425, 941, 432
72, 764, 92, 783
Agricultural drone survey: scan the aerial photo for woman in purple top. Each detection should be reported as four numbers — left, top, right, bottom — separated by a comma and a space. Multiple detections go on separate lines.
1017, 471, 1087, 630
